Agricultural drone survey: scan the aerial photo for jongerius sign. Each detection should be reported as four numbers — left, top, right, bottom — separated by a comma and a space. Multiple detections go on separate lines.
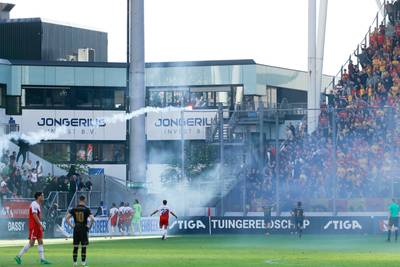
146, 110, 217, 140
14, 110, 126, 140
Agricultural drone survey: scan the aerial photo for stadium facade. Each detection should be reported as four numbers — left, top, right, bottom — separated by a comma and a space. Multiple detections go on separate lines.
0, 58, 333, 183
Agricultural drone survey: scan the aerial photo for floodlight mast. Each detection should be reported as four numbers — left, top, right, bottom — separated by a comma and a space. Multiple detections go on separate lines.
375, 0, 385, 17
128, 0, 146, 188
308, 0, 328, 133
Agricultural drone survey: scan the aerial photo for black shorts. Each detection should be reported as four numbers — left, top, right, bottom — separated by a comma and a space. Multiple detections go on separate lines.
294, 218, 304, 229
264, 217, 271, 229
389, 217, 399, 228
73, 228, 89, 246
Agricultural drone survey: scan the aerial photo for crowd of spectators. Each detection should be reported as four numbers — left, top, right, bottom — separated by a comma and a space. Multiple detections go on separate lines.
242, 5, 400, 211
0, 148, 92, 204
0, 149, 43, 201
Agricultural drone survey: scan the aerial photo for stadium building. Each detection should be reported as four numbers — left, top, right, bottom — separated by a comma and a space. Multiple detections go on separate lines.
0, 58, 333, 184
0, 2, 340, 220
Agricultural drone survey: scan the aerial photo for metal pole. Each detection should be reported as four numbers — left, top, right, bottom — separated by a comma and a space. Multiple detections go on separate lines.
332, 107, 337, 215
307, 0, 317, 134
259, 101, 265, 165
375, 0, 383, 16
180, 103, 186, 216
383, 0, 387, 25
316, 0, 328, 126
243, 172, 246, 215
275, 109, 280, 214
392, 177, 395, 199
180, 108, 185, 181
129, 0, 146, 186
125, 0, 130, 184
218, 103, 224, 216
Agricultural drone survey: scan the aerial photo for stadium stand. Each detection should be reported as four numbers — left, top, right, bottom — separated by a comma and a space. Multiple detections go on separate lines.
243, 3, 400, 212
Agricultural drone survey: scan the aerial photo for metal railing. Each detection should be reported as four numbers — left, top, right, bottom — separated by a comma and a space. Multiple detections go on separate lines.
0, 123, 20, 135
68, 191, 103, 210
324, 1, 388, 93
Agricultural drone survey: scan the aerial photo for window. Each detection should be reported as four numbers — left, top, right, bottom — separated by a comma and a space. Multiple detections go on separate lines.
148, 88, 189, 107
75, 143, 101, 162
23, 86, 125, 109
235, 86, 244, 105
25, 88, 45, 107
190, 92, 207, 108
31, 143, 71, 162
102, 144, 125, 162
51, 89, 70, 107
76, 88, 93, 108
114, 90, 125, 108
75, 143, 125, 163
216, 92, 231, 107
266, 86, 277, 108
148, 87, 234, 109
102, 89, 114, 109
207, 92, 216, 107
32, 142, 125, 163
6, 96, 21, 115
0, 85, 6, 107
149, 91, 164, 107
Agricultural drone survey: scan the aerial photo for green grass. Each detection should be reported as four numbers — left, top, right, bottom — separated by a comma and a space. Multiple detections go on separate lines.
1, 235, 400, 267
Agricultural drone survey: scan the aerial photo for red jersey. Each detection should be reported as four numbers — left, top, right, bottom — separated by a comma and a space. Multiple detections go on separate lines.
159, 205, 172, 221
158, 205, 172, 228
29, 201, 41, 229
125, 207, 134, 220
109, 207, 119, 226
28, 200, 43, 240
118, 206, 126, 223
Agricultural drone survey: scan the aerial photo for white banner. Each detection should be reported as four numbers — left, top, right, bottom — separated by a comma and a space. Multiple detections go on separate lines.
61, 217, 162, 236
13, 110, 126, 140
146, 110, 217, 140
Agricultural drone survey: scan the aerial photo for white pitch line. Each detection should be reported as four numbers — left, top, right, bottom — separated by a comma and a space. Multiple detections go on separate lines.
0, 235, 176, 248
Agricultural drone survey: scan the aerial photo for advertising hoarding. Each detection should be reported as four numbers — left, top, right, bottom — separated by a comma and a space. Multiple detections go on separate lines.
13, 110, 126, 140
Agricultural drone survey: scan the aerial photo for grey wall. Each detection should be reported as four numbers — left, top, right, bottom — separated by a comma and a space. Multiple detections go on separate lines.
41, 22, 108, 62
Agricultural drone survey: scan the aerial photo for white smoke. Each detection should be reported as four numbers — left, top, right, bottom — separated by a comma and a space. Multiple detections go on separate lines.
103, 106, 191, 124
10, 127, 69, 145
0, 106, 190, 151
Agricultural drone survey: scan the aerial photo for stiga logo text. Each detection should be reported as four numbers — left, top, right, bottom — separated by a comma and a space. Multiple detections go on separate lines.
170, 220, 206, 230
323, 220, 362, 230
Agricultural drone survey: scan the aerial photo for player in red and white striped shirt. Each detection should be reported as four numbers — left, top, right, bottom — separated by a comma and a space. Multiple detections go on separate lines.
108, 203, 119, 236
150, 200, 177, 240
15, 192, 51, 265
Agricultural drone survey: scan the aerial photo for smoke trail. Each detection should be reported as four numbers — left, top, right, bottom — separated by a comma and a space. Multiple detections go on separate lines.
9, 127, 69, 145
103, 106, 191, 124
0, 106, 190, 150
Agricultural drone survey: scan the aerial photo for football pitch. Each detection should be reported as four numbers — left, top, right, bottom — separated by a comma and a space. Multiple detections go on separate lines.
1, 235, 400, 267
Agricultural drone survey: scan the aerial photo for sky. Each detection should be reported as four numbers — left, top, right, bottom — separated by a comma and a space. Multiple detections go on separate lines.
7, 0, 380, 76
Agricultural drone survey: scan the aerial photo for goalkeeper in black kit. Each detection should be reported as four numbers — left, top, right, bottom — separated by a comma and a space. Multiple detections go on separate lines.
291, 201, 304, 238
66, 195, 95, 267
